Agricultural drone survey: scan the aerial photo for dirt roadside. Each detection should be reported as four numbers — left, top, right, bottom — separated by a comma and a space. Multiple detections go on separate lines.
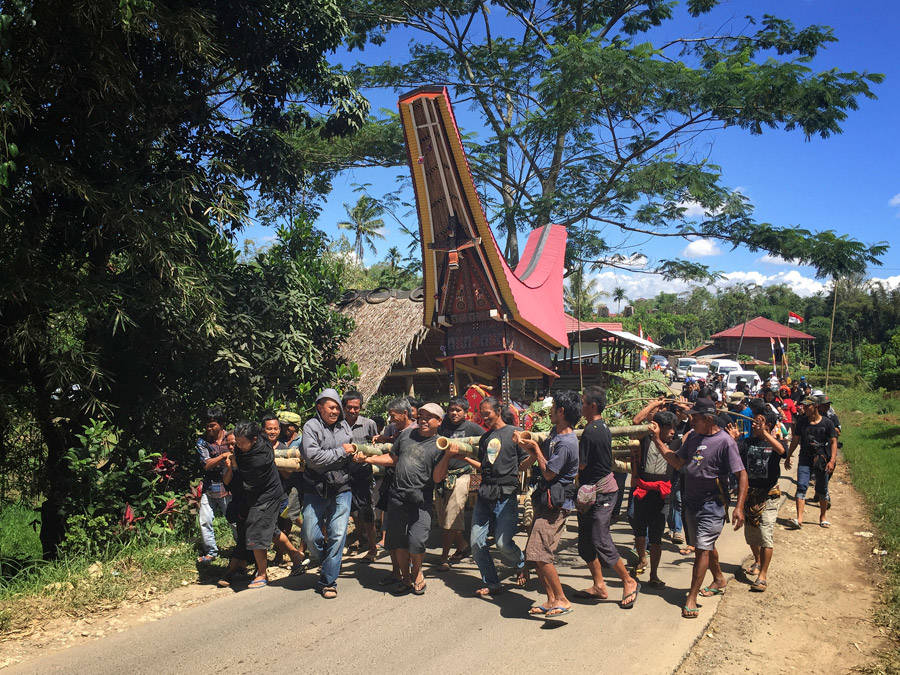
677, 458, 892, 674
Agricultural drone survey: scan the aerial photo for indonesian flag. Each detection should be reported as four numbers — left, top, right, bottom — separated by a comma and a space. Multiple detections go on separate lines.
788, 311, 804, 324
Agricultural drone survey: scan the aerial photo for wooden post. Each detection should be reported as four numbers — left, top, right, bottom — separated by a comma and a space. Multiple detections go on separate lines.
825, 277, 838, 393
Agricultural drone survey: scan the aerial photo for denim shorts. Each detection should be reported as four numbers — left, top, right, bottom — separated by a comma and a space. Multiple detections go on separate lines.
796, 461, 830, 500
683, 500, 726, 551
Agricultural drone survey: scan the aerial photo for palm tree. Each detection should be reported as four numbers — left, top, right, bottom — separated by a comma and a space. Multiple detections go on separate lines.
565, 267, 606, 320
385, 246, 402, 271
612, 286, 627, 313
337, 195, 385, 261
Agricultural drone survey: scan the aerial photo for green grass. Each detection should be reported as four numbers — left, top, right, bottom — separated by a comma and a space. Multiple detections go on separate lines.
830, 386, 900, 670
0, 507, 235, 635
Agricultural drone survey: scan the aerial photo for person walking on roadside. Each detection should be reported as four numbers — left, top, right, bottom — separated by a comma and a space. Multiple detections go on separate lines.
785, 395, 838, 529
575, 386, 640, 607
630, 410, 679, 591
195, 407, 232, 564
434, 397, 484, 570
655, 397, 747, 619
342, 390, 380, 561
300, 388, 355, 599
469, 397, 530, 596
355, 403, 450, 596
517, 391, 581, 619
737, 409, 784, 592
231, 421, 285, 589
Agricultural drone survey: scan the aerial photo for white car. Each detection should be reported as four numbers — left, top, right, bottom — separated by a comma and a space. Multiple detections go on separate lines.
686, 364, 708, 380
675, 357, 697, 381
725, 370, 762, 393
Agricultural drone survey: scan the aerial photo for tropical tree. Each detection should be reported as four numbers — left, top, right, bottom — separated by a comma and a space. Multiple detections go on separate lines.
565, 267, 606, 320
612, 287, 628, 313
338, 195, 387, 261
346, 1, 886, 278
0, 0, 367, 556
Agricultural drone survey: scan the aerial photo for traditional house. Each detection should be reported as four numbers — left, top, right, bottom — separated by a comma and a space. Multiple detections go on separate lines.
691, 316, 815, 361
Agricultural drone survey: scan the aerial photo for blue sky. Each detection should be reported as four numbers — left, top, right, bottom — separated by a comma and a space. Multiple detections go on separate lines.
245, 0, 899, 299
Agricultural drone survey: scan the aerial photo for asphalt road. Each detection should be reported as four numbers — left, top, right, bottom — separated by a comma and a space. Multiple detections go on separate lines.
7, 507, 749, 675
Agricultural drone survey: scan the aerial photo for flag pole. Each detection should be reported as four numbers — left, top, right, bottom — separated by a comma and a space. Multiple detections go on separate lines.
825, 277, 838, 393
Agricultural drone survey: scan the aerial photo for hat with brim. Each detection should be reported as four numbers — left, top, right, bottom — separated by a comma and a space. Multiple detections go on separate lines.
727, 392, 745, 403
815, 395, 832, 406
800, 396, 815, 406
688, 397, 717, 415
277, 410, 302, 425
417, 402, 444, 420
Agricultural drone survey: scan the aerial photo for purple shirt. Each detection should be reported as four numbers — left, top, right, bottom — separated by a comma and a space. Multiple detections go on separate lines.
676, 429, 744, 507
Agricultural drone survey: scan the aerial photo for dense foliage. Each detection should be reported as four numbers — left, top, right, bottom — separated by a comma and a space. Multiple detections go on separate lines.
345, 0, 886, 278
0, 0, 367, 556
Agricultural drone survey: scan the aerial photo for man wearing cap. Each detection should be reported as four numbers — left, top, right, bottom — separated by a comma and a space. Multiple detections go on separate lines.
300, 388, 355, 598
785, 394, 838, 528
727, 391, 753, 439
655, 397, 747, 619
355, 402, 453, 595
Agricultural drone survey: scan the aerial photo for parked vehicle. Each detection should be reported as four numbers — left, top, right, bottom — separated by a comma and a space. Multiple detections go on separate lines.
675, 357, 697, 381
708, 358, 742, 376
686, 363, 709, 380
650, 354, 669, 369
725, 370, 762, 393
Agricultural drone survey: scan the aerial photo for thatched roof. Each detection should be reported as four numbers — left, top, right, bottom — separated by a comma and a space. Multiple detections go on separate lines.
338, 291, 430, 401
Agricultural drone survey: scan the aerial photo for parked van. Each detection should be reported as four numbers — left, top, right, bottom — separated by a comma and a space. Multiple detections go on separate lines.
708, 358, 741, 376
725, 370, 762, 393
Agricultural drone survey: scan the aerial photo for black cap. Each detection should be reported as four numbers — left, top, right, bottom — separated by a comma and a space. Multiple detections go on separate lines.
688, 397, 717, 415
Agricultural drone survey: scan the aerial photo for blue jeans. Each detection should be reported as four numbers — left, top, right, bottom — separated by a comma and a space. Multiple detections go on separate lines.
302, 490, 352, 589
198, 492, 231, 557
667, 474, 683, 534
796, 461, 831, 500
470, 494, 524, 587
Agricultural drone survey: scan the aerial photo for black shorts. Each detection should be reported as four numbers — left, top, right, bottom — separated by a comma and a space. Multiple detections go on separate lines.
630, 491, 668, 545
384, 501, 431, 554
350, 478, 375, 523
245, 496, 283, 550
576, 490, 620, 567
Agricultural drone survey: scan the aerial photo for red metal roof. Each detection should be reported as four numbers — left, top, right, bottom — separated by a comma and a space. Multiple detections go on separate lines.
711, 316, 814, 340
564, 314, 623, 334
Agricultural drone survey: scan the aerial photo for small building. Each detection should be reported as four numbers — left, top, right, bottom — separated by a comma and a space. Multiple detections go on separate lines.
698, 316, 814, 362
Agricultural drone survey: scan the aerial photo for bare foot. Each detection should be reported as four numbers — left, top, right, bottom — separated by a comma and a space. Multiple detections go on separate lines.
574, 585, 609, 599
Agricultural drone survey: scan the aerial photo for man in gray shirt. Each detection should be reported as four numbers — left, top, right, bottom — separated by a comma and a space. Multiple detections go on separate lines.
301, 388, 354, 599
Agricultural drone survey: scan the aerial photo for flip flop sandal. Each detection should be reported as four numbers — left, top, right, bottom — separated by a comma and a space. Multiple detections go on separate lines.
434, 561, 451, 572
820, 521, 831, 528
747, 563, 761, 576
363, 551, 378, 562
682, 606, 700, 619
543, 607, 574, 619
646, 578, 666, 589
700, 586, 725, 597
620, 583, 641, 609
321, 586, 338, 599
515, 570, 530, 587
475, 586, 502, 597
196, 554, 217, 564
411, 582, 427, 596
750, 580, 768, 592
528, 605, 551, 616
391, 582, 411, 596
289, 562, 305, 576
248, 578, 268, 589
379, 574, 402, 586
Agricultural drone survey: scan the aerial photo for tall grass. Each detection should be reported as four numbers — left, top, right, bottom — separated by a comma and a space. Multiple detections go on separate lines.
831, 386, 900, 668
0, 505, 234, 635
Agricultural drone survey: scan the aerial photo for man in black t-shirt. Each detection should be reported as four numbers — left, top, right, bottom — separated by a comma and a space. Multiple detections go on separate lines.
576, 386, 640, 608
434, 397, 484, 570
785, 397, 837, 529
738, 410, 784, 591
469, 397, 529, 596
355, 403, 452, 596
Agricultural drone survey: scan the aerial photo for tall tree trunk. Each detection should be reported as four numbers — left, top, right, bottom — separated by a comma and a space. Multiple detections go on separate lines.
24, 351, 70, 559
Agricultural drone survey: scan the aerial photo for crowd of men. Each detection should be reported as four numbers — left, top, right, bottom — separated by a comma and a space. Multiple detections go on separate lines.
192, 372, 839, 619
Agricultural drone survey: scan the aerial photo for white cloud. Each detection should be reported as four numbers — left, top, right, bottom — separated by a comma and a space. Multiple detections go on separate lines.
682, 238, 722, 258
871, 274, 900, 289
676, 200, 707, 218
757, 253, 796, 266
588, 266, 832, 302
890, 193, 900, 216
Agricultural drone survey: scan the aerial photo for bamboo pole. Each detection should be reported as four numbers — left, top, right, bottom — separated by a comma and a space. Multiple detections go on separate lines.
435, 436, 478, 458
275, 458, 304, 472
349, 442, 394, 456
274, 447, 303, 459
